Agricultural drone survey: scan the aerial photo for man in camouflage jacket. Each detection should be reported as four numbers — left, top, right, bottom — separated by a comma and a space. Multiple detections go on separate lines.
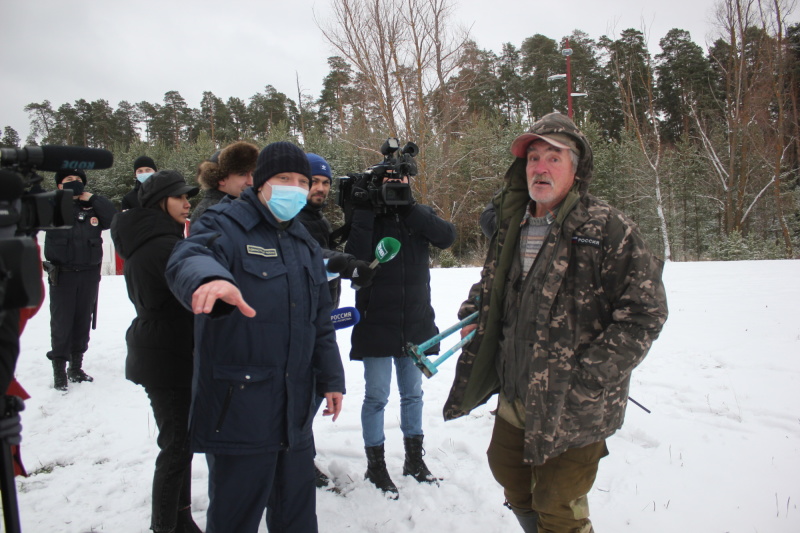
446, 113, 668, 533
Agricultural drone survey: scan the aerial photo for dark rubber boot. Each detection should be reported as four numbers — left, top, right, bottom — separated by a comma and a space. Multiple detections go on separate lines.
402, 435, 437, 484
68, 353, 93, 383
365, 445, 399, 499
52, 359, 68, 391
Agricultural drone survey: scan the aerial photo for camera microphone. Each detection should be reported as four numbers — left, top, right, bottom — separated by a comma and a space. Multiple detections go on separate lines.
0, 145, 114, 172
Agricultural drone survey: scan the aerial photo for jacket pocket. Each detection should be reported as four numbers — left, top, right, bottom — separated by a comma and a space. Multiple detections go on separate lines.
304, 264, 325, 321
240, 256, 288, 318
89, 237, 103, 264
210, 364, 276, 443
562, 374, 606, 434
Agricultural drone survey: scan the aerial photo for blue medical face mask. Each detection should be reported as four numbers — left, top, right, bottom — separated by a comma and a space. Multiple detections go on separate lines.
136, 172, 154, 183
261, 184, 308, 221
61, 180, 85, 197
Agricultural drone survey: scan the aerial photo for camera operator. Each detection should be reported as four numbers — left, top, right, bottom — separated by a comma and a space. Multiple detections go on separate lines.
44, 168, 116, 391
345, 163, 456, 497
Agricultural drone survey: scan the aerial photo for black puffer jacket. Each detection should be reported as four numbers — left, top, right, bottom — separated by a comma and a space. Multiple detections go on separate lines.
345, 205, 456, 359
189, 188, 227, 225
120, 182, 141, 210
296, 203, 345, 307
44, 195, 116, 268
110, 208, 194, 388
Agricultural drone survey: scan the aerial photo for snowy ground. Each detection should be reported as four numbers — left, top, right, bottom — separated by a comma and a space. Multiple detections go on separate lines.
12, 259, 800, 532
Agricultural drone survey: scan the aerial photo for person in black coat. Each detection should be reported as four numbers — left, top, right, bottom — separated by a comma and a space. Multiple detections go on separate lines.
44, 169, 117, 390
110, 170, 202, 533
297, 153, 375, 309
120, 156, 158, 210
345, 171, 456, 497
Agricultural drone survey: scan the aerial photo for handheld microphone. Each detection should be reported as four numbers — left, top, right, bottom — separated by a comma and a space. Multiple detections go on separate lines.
331, 307, 360, 330
0, 145, 114, 172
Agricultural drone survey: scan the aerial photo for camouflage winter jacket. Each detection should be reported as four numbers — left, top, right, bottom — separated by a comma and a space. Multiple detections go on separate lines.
444, 136, 668, 465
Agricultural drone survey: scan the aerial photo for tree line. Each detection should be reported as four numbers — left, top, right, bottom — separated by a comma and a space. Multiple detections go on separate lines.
4, 0, 798, 263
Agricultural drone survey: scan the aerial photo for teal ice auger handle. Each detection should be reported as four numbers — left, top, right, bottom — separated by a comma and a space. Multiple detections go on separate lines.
406, 311, 478, 378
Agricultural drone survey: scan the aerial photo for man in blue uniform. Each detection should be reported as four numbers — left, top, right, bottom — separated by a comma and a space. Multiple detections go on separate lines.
44, 168, 116, 391
166, 141, 345, 533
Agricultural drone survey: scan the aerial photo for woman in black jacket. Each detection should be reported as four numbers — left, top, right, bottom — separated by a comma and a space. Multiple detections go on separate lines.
110, 171, 201, 533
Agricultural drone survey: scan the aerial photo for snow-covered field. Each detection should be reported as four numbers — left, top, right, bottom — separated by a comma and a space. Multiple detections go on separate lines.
13, 260, 800, 532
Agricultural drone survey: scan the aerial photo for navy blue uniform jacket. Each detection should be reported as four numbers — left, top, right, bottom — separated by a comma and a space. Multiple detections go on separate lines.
166, 188, 345, 455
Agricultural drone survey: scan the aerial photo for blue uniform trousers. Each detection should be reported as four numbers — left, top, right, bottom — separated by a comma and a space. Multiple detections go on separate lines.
205, 442, 317, 533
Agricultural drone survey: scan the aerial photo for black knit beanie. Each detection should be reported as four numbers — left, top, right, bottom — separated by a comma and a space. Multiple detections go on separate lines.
252, 141, 311, 190
54, 168, 87, 185
133, 155, 158, 173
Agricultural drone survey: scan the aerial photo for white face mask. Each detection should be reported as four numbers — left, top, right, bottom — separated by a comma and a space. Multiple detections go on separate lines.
136, 172, 154, 184
260, 184, 308, 221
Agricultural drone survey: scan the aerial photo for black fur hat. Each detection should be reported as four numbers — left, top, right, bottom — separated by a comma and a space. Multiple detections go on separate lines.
197, 141, 258, 190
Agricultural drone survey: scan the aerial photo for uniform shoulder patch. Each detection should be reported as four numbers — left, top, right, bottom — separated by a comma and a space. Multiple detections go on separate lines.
571, 235, 601, 248
246, 245, 278, 258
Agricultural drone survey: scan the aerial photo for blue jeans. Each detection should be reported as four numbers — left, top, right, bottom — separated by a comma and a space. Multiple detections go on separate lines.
361, 356, 424, 447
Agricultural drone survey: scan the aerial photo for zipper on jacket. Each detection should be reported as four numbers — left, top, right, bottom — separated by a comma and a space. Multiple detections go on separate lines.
215, 385, 235, 433
398, 213, 407, 349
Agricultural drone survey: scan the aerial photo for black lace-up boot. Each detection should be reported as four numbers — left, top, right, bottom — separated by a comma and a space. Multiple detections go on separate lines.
365, 444, 399, 499
402, 435, 437, 484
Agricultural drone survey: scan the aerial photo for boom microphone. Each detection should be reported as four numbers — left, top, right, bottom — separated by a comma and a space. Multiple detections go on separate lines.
0, 145, 114, 172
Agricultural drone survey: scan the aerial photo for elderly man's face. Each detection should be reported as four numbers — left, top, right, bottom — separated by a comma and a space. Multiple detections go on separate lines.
526, 139, 576, 217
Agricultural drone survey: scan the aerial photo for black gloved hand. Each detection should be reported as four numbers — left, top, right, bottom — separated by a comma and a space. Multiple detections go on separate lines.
341, 258, 377, 288
394, 199, 416, 217
0, 396, 25, 446
351, 177, 372, 210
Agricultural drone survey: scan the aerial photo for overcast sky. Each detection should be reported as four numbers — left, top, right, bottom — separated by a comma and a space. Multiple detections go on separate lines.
2, 0, 742, 142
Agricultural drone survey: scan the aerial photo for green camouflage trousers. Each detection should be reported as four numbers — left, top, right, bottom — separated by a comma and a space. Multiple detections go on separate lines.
487, 415, 608, 533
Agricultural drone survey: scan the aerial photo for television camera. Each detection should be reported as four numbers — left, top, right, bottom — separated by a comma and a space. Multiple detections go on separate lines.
336, 137, 419, 214
0, 145, 112, 311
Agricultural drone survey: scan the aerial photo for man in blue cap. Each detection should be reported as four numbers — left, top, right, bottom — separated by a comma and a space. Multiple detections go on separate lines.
297, 153, 374, 309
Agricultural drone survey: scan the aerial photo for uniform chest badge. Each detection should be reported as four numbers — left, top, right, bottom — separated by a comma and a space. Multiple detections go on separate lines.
90, 217, 99, 226
246, 245, 278, 258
